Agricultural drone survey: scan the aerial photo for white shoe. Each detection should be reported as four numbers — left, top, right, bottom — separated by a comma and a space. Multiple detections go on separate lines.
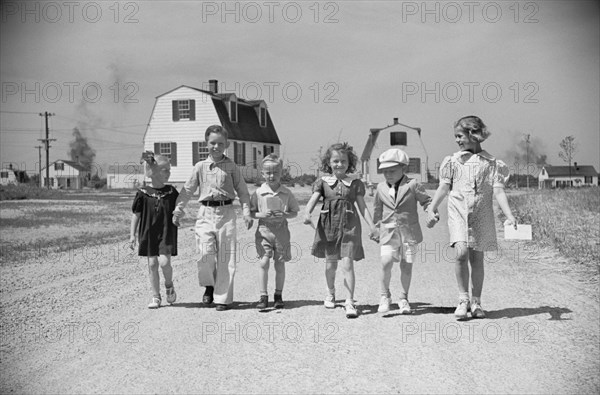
344, 300, 358, 318
470, 302, 486, 318
454, 299, 470, 320
398, 299, 412, 315
148, 297, 161, 309
378, 296, 391, 313
324, 294, 336, 309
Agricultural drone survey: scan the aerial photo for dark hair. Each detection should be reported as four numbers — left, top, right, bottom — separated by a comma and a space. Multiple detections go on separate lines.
320, 142, 358, 174
205, 125, 229, 141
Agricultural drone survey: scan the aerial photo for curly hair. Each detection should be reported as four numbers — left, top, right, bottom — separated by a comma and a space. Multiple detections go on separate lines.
320, 142, 358, 174
454, 115, 491, 142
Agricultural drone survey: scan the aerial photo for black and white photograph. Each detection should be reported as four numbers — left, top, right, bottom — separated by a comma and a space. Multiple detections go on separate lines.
1, 1, 598, 393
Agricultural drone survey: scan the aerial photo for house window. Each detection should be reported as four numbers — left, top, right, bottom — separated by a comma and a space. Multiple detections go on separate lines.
0, 171, 7, 178
172, 100, 196, 122
54, 162, 64, 171
154, 142, 178, 166
390, 132, 407, 146
585, 176, 593, 184
233, 142, 246, 165
259, 107, 267, 128
192, 142, 209, 165
263, 145, 274, 158
408, 158, 421, 174
229, 99, 238, 123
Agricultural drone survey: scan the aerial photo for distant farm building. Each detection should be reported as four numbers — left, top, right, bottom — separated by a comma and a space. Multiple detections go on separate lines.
0, 164, 18, 185
40, 160, 90, 189
538, 164, 599, 188
143, 80, 282, 184
360, 118, 428, 186
107, 163, 145, 189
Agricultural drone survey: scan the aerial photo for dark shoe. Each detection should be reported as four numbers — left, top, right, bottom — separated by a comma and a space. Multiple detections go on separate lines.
256, 295, 268, 310
215, 304, 230, 311
273, 294, 284, 309
203, 286, 214, 305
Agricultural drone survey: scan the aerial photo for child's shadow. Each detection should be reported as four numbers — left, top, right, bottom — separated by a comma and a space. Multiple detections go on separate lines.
486, 306, 572, 320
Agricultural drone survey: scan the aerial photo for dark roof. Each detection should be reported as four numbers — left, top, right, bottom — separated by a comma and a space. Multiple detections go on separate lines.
542, 165, 598, 177
212, 98, 280, 144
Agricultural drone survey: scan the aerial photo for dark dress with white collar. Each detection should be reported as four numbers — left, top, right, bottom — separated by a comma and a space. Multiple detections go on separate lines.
311, 176, 365, 261
132, 185, 179, 256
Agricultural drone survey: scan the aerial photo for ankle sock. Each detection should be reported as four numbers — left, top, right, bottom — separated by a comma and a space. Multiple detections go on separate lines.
459, 292, 470, 301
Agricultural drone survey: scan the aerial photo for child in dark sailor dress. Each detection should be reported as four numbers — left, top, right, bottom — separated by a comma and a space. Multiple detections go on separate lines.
130, 152, 178, 309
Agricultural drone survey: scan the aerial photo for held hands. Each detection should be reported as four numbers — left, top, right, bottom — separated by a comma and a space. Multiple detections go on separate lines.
369, 226, 380, 243
172, 210, 184, 228
426, 209, 440, 228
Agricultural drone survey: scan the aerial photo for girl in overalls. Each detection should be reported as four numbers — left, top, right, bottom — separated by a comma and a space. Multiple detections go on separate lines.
304, 142, 378, 318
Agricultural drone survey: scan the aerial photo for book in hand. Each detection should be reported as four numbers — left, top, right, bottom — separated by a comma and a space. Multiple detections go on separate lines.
265, 196, 282, 212
504, 224, 532, 240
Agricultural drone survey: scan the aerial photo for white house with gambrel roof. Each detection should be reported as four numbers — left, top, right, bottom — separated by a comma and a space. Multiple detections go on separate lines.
143, 80, 281, 184
360, 118, 428, 187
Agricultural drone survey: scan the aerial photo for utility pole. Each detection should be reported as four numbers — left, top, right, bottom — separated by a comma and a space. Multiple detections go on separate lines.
524, 133, 531, 189
34, 145, 43, 187
38, 112, 56, 189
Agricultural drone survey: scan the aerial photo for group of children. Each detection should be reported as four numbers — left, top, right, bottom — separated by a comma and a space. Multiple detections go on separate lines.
129, 116, 517, 320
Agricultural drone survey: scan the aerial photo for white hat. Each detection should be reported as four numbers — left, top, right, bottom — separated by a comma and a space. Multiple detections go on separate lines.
378, 148, 410, 169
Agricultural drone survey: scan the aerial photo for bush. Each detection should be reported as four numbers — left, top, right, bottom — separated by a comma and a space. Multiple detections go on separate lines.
0, 184, 65, 201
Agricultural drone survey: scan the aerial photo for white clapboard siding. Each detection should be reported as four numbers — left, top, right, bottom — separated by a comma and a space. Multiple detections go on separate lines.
144, 87, 221, 183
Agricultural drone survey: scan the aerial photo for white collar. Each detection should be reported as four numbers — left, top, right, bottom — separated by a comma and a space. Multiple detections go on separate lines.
258, 183, 287, 195
453, 150, 495, 163
322, 174, 358, 187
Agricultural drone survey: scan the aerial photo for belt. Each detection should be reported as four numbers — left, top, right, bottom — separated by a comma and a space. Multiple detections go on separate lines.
201, 199, 233, 207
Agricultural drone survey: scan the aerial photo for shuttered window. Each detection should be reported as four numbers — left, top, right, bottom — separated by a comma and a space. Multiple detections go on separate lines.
233, 142, 245, 165
54, 163, 64, 171
253, 147, 258, 169
192, 142, 209, 165
154, 142, 178, 166
172, 100, 196, 121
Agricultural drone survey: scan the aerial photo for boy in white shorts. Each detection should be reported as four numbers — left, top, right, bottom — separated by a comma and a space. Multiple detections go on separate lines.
250, 154, 300, 309
373, 148, 437, 314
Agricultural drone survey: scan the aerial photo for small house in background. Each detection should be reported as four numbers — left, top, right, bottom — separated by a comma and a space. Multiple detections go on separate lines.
41, 160, 90, 189
538, 163, 599, 188
107, 163, 145, 189
143, 80, 282, 184
0, 164, 18, 185
360, 118, 428, 187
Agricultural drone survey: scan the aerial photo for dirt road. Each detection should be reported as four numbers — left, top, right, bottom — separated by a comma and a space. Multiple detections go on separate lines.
1, 196, 598, 393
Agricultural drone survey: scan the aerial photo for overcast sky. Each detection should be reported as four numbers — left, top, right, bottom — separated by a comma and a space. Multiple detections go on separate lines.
1, 0, 598, 177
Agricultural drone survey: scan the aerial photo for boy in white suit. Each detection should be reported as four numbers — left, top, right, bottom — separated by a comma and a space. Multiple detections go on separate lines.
373, 148, 437, 314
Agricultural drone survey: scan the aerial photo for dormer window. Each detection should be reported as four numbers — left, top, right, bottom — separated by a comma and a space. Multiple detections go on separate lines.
259, 106, 267, 128
229, 98, 238, 123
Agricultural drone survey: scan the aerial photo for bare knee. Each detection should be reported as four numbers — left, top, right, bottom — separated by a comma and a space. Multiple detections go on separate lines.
381, 255, 395, 272
260, 256, 271, 270
340, 258, 354, 273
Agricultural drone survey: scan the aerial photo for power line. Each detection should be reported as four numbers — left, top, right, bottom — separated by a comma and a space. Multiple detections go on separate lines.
0, 110, 41, 115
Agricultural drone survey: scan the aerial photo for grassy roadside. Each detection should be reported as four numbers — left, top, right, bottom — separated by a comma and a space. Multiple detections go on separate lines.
506, 187, 599, 269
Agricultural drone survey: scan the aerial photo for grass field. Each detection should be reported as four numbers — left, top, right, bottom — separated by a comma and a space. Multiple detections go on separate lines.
507, 187, 599, 268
